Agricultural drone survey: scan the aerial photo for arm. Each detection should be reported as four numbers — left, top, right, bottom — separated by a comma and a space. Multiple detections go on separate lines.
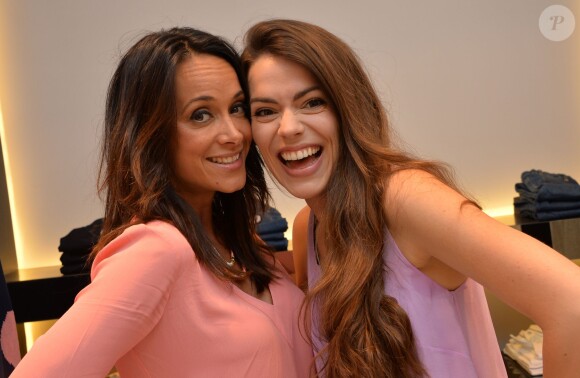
292, 205, 311, 291
12, 222, 187, 377
385, 169, 580, 377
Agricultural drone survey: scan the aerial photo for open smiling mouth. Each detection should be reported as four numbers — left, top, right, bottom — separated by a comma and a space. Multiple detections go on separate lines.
279, 146, 322, 169
208, 153, 241, 164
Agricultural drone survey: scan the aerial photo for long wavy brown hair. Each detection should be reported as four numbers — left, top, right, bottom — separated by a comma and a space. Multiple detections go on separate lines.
243, 19, 466, 377
94, 27, 274, 290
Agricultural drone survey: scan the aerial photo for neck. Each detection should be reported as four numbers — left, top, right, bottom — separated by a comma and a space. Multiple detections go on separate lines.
305, 194, 326, 220
175, 189, 216, 238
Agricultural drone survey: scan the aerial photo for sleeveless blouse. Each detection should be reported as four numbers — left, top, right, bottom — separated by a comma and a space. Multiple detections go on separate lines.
307, 214, 507, 377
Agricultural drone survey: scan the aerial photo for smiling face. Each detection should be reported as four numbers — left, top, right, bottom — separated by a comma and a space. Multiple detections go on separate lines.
172, 53, 251, 210
248, 55, 340, 203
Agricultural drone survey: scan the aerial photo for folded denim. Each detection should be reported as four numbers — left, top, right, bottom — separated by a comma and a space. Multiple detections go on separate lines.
60, 263, 90, 275
516, 183, 580, 202
257, 220, 288, 234
257, 208, 288, 235
60, 253, 90, 265
521, 169, 578, 193
518, 207, 580, 221
263, 239, 288, 252
58, 218, 103, 253
514, 197, 580, 211
260, 232, 287, 242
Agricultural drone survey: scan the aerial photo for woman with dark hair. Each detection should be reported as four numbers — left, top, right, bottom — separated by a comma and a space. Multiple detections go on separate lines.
242, 19, 580, 377
12, 27, 312, 377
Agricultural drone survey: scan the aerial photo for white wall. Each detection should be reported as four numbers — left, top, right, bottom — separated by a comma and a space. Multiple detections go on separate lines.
0, 0, 578, 268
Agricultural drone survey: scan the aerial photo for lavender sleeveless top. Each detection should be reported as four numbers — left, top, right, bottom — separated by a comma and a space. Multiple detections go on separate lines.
307, 214, 507, 377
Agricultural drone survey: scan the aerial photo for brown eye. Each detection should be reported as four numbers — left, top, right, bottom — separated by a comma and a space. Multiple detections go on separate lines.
251, 107, 278, 123
304, 98, 326, 108
231, 102, 247, 117
254, 108, 275, 117
191, 109, 212, 123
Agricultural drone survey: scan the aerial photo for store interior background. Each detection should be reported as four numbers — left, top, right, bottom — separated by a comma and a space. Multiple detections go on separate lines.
1, 0, 579, 350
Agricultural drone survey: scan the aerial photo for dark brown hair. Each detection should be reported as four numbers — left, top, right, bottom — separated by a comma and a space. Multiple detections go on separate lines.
95, 27, 274, 289
243, 19, 463, 377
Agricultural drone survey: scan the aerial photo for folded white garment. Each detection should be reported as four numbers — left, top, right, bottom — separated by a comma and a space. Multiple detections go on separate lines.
503, 324, 543, 376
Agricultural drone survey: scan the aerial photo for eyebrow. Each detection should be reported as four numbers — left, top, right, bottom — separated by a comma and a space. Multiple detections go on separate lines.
181, 90, 244, 113
250, 85, 320, 104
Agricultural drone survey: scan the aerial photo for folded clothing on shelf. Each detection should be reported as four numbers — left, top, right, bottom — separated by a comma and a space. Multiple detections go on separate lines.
503, 324, 543, 376
58, 207, 291, 275
58, 218, 103, 275
257, 207, 289, 251
514, 169, 580, 222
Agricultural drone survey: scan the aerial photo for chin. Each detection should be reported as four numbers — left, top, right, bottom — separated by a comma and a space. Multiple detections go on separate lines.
284, 184, 324, 201
219, 180, 247, 194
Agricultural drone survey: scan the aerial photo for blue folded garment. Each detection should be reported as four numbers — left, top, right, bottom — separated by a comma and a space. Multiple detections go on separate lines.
260, 232, 287, 242
263, 239, 288, 252
514, 197, 580, 212
515, 183, 580, 202
257, 208, 288, 235
520, 169, 578, 193
518, 207, 580, 221
256, 207, 289, 251
513, 170, 580, 221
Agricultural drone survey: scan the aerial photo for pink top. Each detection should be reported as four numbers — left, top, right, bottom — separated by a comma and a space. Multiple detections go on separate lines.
13, 221, 312, 377
307, 214, 507, 378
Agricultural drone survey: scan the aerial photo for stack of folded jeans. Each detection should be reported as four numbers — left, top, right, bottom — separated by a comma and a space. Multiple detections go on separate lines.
256, 207, 289, 251
514, 169, 580, 222
58, 218, 103, 275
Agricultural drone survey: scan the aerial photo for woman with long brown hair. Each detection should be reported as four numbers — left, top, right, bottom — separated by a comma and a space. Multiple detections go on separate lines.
242, 19, 580, 377
12, 27, 312, 377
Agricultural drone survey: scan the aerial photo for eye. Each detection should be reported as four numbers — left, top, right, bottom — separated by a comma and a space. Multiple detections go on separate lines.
304, 97, 326, 109
252, 107, 278, 122
231, 102, 248, 117
254, 108, 275, 117
190, 109, 212, 123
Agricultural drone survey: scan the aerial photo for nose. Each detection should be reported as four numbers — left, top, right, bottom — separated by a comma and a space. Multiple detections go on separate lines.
217, 116, 245, 145
278, 109, 304, 138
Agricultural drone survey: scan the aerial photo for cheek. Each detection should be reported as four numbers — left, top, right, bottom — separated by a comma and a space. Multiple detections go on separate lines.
251, 131, 278, 166
238, 119, 252, 142
259, 150, 278, 169
258, 150, 280, 180
250, 124, 270, 151
321, 116, 340, 150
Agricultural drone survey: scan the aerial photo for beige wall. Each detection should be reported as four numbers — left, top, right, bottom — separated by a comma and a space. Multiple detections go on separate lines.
1, 0, 579, 269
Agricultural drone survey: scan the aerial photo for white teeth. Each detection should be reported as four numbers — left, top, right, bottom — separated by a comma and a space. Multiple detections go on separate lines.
281, 147, 320, 162
210, 153, 240, 164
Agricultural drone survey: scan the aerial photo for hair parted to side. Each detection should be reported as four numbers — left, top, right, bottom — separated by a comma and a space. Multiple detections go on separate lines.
243, 19, 466, 377
94, 27, 274, 290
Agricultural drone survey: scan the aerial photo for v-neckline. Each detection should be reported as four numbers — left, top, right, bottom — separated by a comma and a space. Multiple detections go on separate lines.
231, 279, 275, 308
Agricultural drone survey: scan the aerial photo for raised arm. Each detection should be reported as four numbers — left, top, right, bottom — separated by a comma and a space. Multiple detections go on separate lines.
385, 169, 580, 377
12, 222, 187, 377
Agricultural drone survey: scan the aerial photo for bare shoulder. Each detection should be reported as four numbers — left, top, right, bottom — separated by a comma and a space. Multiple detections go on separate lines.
382, 169, 473, 289
385, 168, 461, 202
293, 206, 311, 231
383, 169, 470, 232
